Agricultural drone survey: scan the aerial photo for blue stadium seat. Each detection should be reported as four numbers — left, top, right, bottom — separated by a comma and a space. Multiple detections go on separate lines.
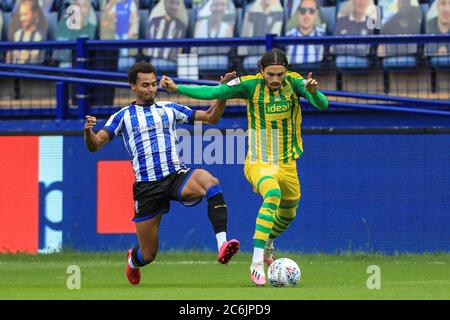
242, 55, 259, 72
420, 3, 429, 33
138, 8, 149, 39
50, 0, 61, 12
186, 7, 196, 38
382, 56, 418, 68
198, 55, 229, 72
336, 55, 371, 68
240, 0, 284, 73
321, 5, 336, 35
1, 0, 15, 12
333, 1, 375, 70
46, 10, 58, 40
190, 1, 239, 75
430, 56, 450, 66
1, 11, 11, 41
379, 3, 424, 69
139, 0, 153, 10
234, 6, 243, 37
150, 57, 178, 73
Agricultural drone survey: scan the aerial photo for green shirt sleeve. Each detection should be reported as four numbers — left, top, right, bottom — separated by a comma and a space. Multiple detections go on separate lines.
177, 79, 248, 100
291, 76, 329, 111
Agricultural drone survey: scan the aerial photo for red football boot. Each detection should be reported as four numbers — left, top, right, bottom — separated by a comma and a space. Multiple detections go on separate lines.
126, 249, 141, 285
217, 239, 240, 264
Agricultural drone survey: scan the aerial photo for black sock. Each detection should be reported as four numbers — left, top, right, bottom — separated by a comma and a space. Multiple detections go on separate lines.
207, 193, 228, 234
130, 246, 152, 268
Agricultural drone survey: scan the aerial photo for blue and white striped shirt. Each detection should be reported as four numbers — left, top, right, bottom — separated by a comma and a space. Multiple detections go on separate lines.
286, 28, 325, 64
102, 101, 196, 182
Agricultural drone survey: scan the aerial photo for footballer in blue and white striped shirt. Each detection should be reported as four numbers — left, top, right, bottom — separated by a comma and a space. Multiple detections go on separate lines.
84, 62, 240, 285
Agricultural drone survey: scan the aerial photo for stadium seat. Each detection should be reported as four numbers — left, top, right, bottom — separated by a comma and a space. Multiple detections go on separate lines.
138, 0, 151, 9
430, 56, 450, 66
379, 1, 425, 92
49, 0, 62, 12
190, 0, 237, 75
137, 8, 148, 39
378, 2, 423, 69
239, 0, 284, 73
331, 1, 378, 90
3, 0, 16, 12
150, 57, 178, 73
186, 7, 196, 39
382, 55, 418, 68
335, 55, 370, 68
198, 55, 230, 73
423, 0, 450, 92
145, 0, 190, 75
284, 1, 328, 69
321, 5, 336, 34
1, 11, 11, 41
46, 10, 58, 40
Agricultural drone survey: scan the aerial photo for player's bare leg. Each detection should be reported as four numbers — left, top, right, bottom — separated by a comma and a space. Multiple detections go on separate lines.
181, 169, 240, 264
126, 213, 163, 285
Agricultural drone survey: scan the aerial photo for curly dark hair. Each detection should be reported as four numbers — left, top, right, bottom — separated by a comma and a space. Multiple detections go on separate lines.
128, 62, 157, 85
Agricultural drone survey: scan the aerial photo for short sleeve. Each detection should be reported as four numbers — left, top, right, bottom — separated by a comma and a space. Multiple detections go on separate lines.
102, 108, 126, 140
170, 103, 196, 124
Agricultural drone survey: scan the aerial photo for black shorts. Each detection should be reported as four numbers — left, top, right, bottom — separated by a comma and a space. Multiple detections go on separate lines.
132, 168, 202, 222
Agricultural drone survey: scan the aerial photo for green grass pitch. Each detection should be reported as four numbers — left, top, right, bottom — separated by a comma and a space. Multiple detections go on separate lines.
1, 251, 450, 300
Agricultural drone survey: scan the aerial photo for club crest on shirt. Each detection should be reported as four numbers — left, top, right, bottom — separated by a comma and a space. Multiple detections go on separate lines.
282, 84, 293, 97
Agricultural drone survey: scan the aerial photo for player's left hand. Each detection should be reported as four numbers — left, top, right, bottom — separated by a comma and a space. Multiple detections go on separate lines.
305, 72, 319, 94
219, 71, 237, 85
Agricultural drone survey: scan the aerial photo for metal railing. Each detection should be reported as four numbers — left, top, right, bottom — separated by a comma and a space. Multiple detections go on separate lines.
0, 34, 449, 119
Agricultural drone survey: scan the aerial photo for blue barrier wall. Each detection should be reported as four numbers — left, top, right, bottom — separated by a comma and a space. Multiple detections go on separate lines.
55, 131, 450, 254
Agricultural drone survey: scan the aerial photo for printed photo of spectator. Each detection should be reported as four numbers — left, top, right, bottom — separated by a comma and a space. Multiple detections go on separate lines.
425, 0, 450, 56
146, 0, 188, 61
286, 0, 326, 64
13, 0, 54, 13
378, 0, 422, 56
55, 0, 97, 67
100, 0, 139, 40
7, 0, 48, 64
333, 0, 378, 56
192, 0, 236, 55
100, 0, 139, 71
238, 0, 284, 56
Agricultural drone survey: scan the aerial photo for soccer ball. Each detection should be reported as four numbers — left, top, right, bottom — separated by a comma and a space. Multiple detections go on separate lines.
268, 258, 301, 287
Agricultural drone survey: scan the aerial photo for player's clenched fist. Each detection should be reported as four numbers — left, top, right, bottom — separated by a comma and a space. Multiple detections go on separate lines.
159, 75, 178, 92
85, 115, 97, 130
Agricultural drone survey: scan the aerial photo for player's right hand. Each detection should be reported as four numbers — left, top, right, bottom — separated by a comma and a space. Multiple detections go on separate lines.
85, 115, 96, 130
159, 75, 178, 92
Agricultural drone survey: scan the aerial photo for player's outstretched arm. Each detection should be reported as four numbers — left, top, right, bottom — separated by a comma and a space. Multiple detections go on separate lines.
301, 73, 328, 111
194, 71, 236, 125
84, 115, 110, 152
159, 74, 242, 100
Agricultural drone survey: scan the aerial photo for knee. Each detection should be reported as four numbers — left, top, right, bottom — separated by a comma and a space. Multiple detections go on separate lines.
279, 199, 300, 218
209, 176, 220, 187
263, 188, 282, 206
199, 170, 220, 190
206, 176, 220, 189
